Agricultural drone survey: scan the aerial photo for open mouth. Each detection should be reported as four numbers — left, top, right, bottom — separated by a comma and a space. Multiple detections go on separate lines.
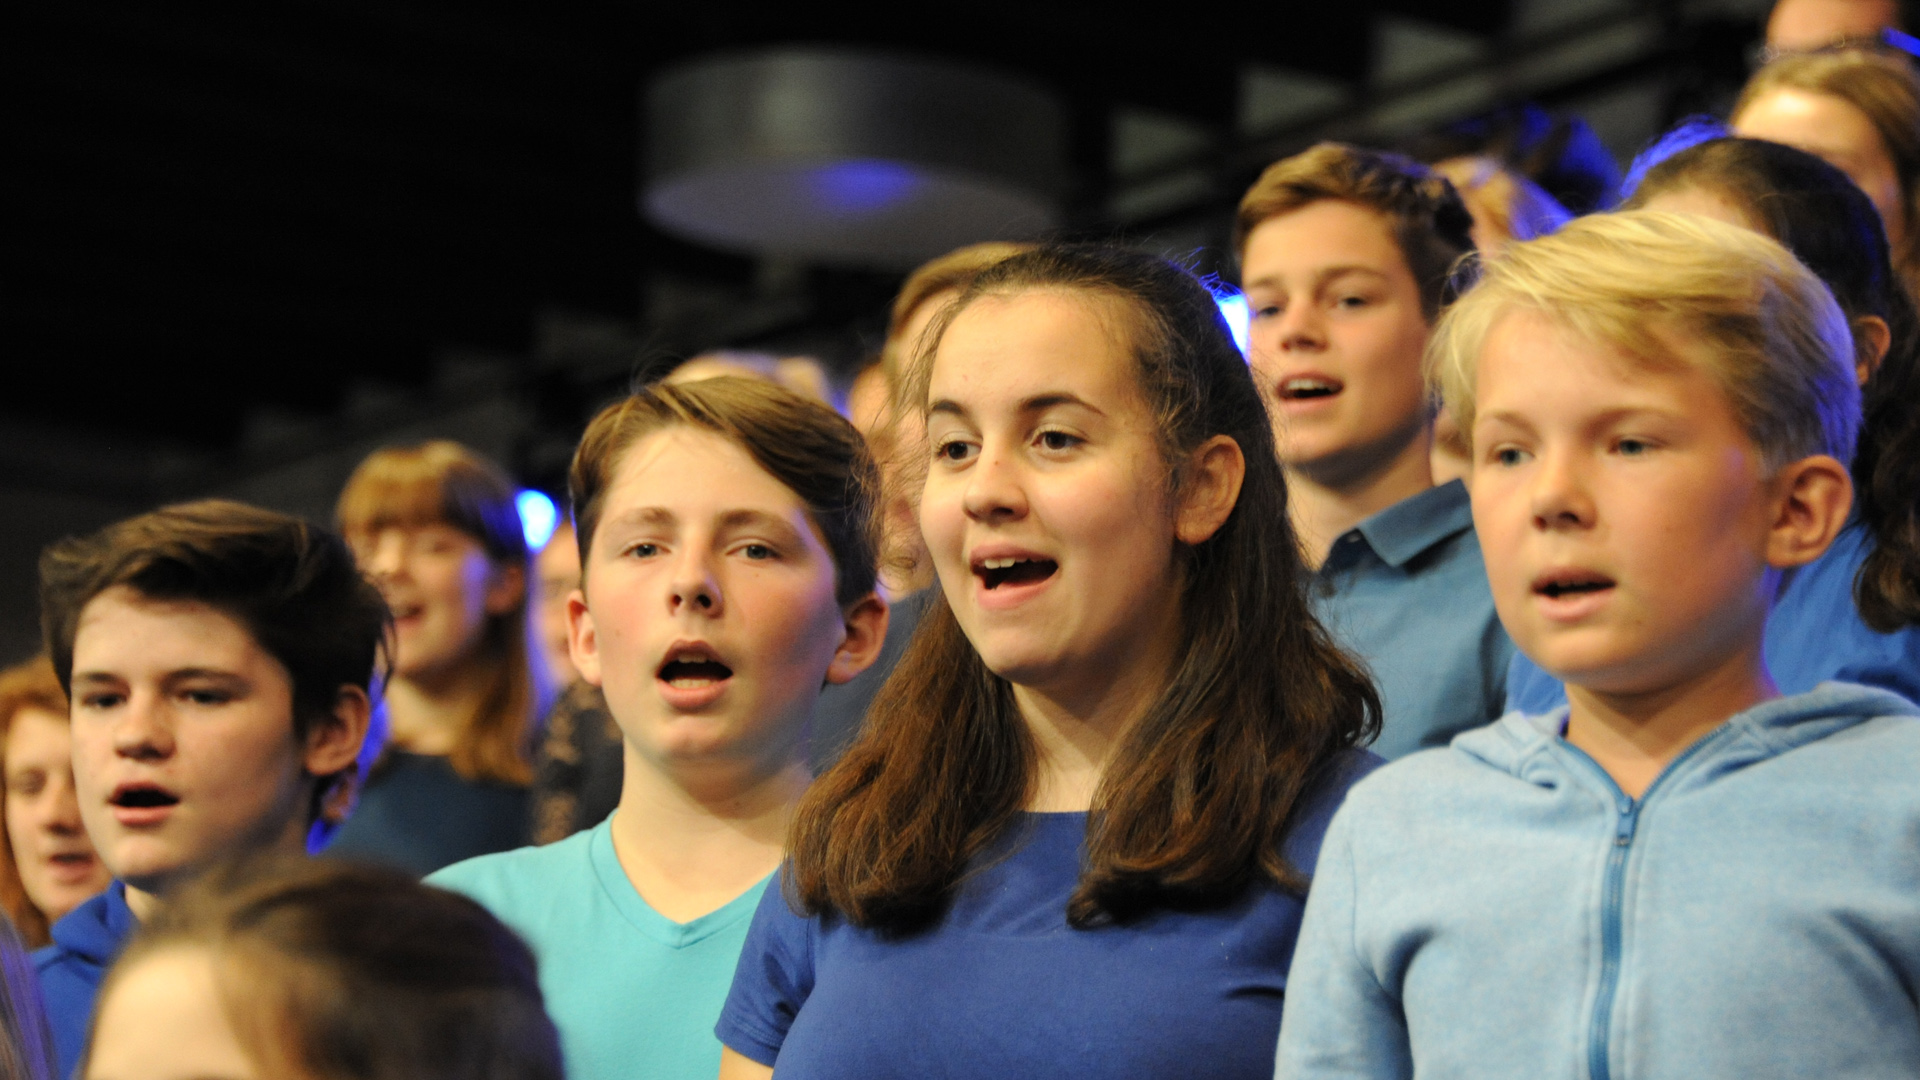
658, 644, 733, 688
976, 556, 1058, 590
49, 852, 95, 867
1535, 575, 1615, 600
1277, 376, 1343, 401
110, 785, 179, 810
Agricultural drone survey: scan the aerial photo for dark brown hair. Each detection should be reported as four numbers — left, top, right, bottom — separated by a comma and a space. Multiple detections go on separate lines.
336, 441, 545, 785
787, 244, 1382, 931
0, 656, 71, 947
1625, 136, 1920, 629
1737, 49, 1920, 296
569, 377, 880, 607
86, 857, 561, 1080
1234, 142, 1476, 319
39, 500, 389, 822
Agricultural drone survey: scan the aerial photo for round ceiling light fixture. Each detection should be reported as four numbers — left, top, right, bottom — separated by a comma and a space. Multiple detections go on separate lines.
643, 49, 1067, 269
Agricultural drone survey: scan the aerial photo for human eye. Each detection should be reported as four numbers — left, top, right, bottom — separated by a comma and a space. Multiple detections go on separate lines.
1036, 429, 1083, 452
180, 685, 235, 707
1489, 445, 1530, 468
78, 690, 123, 711
8, 770, 46, 797
740, 543, 777, 561
1613, 437, 1654, 457
932, 437, 977, 464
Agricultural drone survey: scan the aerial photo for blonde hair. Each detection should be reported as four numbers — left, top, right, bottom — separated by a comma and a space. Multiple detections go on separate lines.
1428, 210, 1861, 471
336, 442, 547, 786
0, 658, 67, 946
1736, 49, 1920, 294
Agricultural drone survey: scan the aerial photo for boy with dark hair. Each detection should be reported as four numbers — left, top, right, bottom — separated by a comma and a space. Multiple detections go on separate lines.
1235, 142, 1511, 757
1276, 212, 1920, 1078
32, 499, 383, 1077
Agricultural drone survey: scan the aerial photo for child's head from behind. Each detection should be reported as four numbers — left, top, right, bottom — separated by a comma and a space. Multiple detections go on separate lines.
567, 377, 885, 774
39, 501, 384, 897
84, 857, 561, 1080
1234, 143, 1474, 485
1431, 211, 1859, 694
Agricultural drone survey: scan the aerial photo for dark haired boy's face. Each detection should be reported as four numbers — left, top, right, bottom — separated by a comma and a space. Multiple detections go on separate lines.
1242, 200, 1434, 489
68, 587, 318, 898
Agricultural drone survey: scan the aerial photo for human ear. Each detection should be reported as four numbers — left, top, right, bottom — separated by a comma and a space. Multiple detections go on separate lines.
303, 684, 372, 779
1174, 435, 1246, 546
1850, 315, 1891, 387
566, 588, 603, 687
1764, 454, 1854, 570
824, 593, 890, 686
483, 562, 526, 617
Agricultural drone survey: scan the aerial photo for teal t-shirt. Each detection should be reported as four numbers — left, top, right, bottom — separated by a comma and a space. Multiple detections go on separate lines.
428, 816, 770, 1080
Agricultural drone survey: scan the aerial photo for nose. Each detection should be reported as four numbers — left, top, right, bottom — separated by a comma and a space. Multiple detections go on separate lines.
43, 771, 86, 835
962, 441, 1029, 524
667, 550, 724, 617
1529, 448, 1596, 531
112, 692, 175, 763
1274, 299, 1326, 353
361, 530, 408, 584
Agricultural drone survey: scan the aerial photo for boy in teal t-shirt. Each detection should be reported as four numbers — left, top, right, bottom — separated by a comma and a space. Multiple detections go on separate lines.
432, 378, 888, 1080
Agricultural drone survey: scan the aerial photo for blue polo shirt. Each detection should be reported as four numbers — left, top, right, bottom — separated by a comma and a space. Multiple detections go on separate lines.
1506, 519, 1920, 714
1310, 480, 1513, 759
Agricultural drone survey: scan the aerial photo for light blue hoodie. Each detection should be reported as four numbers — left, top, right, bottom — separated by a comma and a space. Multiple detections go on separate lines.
1275, 682, 1920, 1080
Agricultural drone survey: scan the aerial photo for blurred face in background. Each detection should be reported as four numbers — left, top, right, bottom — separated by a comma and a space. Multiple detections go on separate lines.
86, 945, 258, 1080
534, 523, 582, 687
1734, 87, 1909, 252
353, 524, 522, 683
1764, 0, 1900, 53
5, 706, 110, 922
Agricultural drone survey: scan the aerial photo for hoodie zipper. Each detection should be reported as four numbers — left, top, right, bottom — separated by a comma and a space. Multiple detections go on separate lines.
1576, 725, 1733, 1080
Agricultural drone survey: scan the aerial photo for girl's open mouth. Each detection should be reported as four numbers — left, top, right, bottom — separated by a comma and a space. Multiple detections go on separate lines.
977, 557, 1058, 590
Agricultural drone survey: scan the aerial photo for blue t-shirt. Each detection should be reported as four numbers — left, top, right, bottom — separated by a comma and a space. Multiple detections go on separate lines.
1507, 520, 1920, 714
716, 750, 1380, 1079
33, 881, 136, 1080
429, 817, 768, 1080
1310, 481, 1514, 758
326, 751, 529, 877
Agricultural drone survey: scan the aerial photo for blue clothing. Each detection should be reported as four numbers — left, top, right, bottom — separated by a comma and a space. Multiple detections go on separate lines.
325, 750, 529, 877
718, 750, 1381, 1079
429, 818, 767, 1080
1275, 683, 1920, 1080
33, 882, 137, 1080
1507, 520, 1920, 714
1311, 481, 1513, 759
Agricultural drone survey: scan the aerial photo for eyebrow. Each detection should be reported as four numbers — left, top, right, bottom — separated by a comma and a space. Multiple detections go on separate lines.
1244, 265, 1391, 291
69, 668, 246, 686
927, 392, 1107, 419
716, 509, 806, 543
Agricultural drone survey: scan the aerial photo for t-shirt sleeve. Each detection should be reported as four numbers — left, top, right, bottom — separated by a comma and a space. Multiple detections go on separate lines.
1274, 801, 1412, 1080
715, 868, 817, 1066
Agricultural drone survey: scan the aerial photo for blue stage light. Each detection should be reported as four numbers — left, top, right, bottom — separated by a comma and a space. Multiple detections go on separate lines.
517, 489, 559, 552
809, 160, 922, 214
1215, 292, 1251, 356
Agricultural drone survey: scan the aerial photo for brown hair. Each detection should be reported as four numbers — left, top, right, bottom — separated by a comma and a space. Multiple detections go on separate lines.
86, 857, 561, 1080
1736, 49, 1920, 295
336, 442, 545, 785
569, 376, 880, 607
0, 657, 69, 947
39, 500, 389, 825
1234, 142, 1476, 319
787, 244, 1381, 931
880, 242, 1035, 384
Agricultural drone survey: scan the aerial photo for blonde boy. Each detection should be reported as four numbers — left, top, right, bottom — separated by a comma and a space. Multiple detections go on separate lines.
1276, 212, 1920, 1079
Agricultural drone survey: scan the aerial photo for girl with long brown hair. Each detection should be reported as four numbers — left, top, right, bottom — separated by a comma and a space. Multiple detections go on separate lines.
326, 441, 554, 875
715, 245, 1382, 1079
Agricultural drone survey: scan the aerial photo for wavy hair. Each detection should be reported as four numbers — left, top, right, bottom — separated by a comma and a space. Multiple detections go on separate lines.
786, 244, 1381, 930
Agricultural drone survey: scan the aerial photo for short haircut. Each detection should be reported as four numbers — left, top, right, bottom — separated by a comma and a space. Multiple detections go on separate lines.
1736, 48, 1920, 293
0, 656, 70, 947
40, 500, 389, 734
570, 376, 880, 607
86, 857, 560, 1080
1428, 210, 1861, 471
1234, 142, 1477, 319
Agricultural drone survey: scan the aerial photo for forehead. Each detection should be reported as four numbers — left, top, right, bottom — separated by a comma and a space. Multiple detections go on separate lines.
1241, 199, 1409, 283
1476, 309, 1726, 412
929, 289, 1140, 405
5, 706, 70, 762
72, 587, 269, 672
1735, 88, 1883, 158
597, 426, 811, 531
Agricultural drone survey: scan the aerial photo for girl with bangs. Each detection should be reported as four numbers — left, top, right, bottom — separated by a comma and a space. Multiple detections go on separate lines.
716, 245, 1383, 1079
326, 441, 554, 876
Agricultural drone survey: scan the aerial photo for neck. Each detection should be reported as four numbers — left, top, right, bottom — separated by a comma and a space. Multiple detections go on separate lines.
385, 656, 495, 756
1286, 426, 1434, 569
608, 737, 809, 923
1564, 642, 1778, 800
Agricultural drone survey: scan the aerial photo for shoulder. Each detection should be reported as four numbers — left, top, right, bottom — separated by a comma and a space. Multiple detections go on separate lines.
427, 827, 593, 909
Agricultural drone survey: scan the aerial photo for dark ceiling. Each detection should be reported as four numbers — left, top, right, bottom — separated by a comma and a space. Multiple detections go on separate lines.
14, 1, 1726, 455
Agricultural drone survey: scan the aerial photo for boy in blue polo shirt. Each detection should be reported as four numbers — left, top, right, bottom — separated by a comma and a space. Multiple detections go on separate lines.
429, 378, 887, 1080
1276, 211, 1920, 1079
32, 501, 381, 1078
1235, 143, 1511, 757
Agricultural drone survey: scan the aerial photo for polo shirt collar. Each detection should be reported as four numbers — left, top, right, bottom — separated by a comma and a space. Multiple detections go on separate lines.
1348, 479, 1474, 569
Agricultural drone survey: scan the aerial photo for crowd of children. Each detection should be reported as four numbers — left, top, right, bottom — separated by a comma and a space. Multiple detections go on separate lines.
3, 11, 1920, 1080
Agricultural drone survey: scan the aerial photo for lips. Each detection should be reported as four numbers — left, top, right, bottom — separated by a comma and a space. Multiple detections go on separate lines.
655, 642, 733, 709
1276, 374, 1343, 401
44, 850, 100, 884
975, 556, 1059, 590
1532, 570, 1616, 599
109, 782, 180, 827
